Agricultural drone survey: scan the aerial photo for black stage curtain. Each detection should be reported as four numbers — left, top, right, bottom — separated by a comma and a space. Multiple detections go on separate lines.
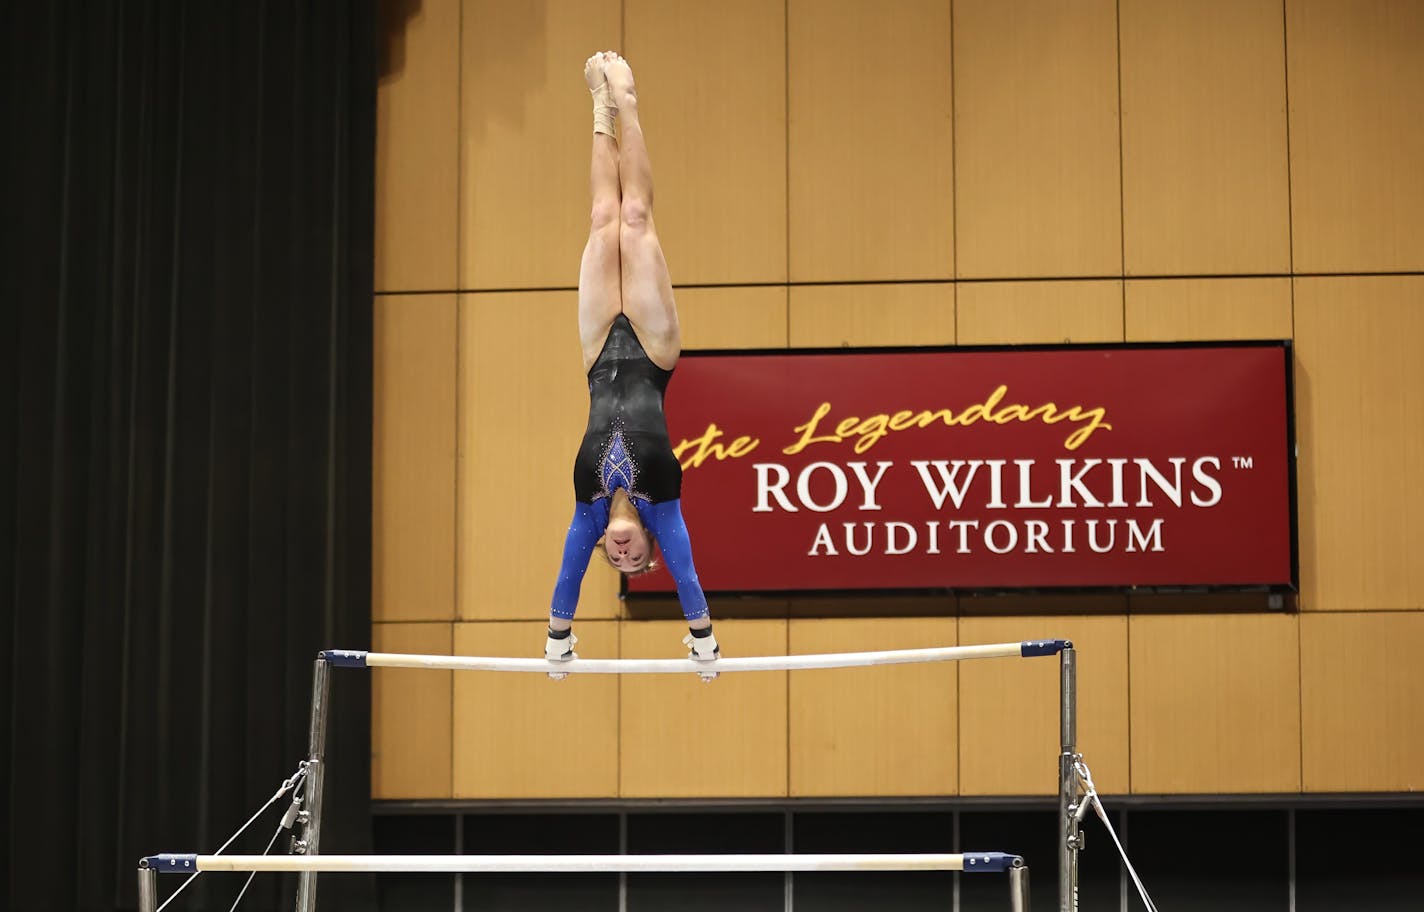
3, 2, 376, 910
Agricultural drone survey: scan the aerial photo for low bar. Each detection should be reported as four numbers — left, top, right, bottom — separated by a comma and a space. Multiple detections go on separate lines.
141, 851, 1022, 874
318, 640, 1067, 675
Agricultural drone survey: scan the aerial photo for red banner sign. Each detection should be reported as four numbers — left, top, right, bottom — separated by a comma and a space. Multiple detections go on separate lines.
629, 343, 1296, 595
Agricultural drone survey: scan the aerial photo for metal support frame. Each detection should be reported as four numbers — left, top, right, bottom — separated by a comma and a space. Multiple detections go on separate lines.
294, 658, 331, 912
1058, 644, 1082, 912
1009, 856, 1031, 912
138, 865, 157, 912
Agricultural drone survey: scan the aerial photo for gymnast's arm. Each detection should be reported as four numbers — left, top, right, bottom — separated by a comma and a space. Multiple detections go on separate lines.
640, 499, 710, 621
549, 501, 607, 620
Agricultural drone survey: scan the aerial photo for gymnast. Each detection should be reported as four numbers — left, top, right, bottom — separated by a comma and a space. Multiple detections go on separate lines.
544, 52, 719, 678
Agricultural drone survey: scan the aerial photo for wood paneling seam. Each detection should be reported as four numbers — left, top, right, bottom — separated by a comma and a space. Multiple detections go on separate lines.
949, 0, 959, 336
452, 0, 462, 759
1282, 0, 1297, 362
415, 270, 1424, 299
782, 0, 790, 348
1280, 0, 1296, 283
1114, 0, 1127, 307
1125, 613, 1132, 794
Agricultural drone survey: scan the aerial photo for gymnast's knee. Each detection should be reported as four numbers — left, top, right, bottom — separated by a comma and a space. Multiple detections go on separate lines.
590, 199, 620, 233
620, 198, 652, 233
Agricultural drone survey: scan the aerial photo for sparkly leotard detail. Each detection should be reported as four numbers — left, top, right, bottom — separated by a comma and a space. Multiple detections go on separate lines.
573, 315, 681, 505
595, 420, 647, 503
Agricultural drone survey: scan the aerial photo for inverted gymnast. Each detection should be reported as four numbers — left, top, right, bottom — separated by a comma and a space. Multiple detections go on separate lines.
544, 52, 719, 678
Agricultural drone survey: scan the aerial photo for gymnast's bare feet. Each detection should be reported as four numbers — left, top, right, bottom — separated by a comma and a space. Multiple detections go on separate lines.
584, 51, 612, 95
603, 53, 637, 108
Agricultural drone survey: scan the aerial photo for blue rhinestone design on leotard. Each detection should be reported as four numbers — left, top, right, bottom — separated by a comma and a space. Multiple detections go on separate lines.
597, 419, 649, 503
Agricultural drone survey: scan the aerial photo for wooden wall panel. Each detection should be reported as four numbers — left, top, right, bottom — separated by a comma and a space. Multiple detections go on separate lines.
1119, 0, 1290, 275
1287, 0, 1424, 272
375, 0, 1424, 804
1124, 278, 1292, 341
624, 0, 787, 285
372, 622, 454, 799
960, 615, 1129, 796
620, 620, 787, 797
674, 286, 788, 351
376, 0, 460, 292
787, 0, 954, 282
374, 295, 458, 623
789, 618, 957, 797
459, 0, 621, 290
458, 292, 620, 621
1301, 612, 1424, 792
788, 284, 955, 348
1294, 277, 1424, 612
954, 0, 1122, 278
957, 280, 1123, 345
452, 620, 619, 798
1130, 613, 1301, 793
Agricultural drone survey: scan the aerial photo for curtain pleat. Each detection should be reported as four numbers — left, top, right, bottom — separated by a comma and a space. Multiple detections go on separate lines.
4, 2, 376, 909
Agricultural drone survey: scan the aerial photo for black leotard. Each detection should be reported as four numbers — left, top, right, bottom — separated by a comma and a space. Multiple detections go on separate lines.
572, 314, 683, 504
551, 314, 708, 622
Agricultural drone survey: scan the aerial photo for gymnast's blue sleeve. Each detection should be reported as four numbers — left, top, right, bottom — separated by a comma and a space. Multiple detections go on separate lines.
639, 499, 710, 621
550, 501, 608, 621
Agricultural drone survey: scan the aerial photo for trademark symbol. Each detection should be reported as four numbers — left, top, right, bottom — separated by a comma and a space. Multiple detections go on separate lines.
1232, 456, 1254, 469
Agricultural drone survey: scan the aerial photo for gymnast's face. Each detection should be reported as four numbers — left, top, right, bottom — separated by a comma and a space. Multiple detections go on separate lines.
605, 516, 651, 573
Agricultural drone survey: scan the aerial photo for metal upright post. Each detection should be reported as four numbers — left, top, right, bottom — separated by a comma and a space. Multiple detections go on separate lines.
137, 864, 158, 912
1058, 644, 1080, 912
1008, 858, 1031, 912
295, 657, 332, 912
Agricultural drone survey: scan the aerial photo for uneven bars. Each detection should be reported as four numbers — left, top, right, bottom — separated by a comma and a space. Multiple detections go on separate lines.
318, 640, 1067, 674
141, 852, 1024, 874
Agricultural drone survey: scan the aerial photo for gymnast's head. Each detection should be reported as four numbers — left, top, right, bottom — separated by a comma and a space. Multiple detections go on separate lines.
600, 512, 659, 576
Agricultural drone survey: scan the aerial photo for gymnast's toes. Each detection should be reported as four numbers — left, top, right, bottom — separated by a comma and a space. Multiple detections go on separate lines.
584, 52, 609, 92
603, 53, 636, 103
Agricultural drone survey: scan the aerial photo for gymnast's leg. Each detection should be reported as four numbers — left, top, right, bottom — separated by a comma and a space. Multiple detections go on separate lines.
602, 54, 681, 375
574, 51, 625, 375
545, 53, 624, 668
605, 57, 716, 667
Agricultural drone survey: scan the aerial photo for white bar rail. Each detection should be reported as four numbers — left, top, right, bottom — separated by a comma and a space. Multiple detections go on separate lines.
142, 852, 1024, 874
318, 640, 1067, 675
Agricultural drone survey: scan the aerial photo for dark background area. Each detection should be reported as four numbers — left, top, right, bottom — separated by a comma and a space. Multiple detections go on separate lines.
3, 1, 376, 909
371, 803, 1424, 912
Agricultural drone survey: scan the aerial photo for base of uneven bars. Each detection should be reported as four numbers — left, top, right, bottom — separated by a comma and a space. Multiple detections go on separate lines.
141, 852, 1024, 874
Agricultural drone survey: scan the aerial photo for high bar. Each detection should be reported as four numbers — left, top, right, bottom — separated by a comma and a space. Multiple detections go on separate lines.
140, 852, 1024, 874
318, 640, 1068, 674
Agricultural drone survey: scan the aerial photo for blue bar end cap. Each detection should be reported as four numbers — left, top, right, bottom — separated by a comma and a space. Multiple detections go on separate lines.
142, 853, 198, 872
320, 649, 369, 667
963, 852, 1023, 873
1020, 639, 1070, 657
